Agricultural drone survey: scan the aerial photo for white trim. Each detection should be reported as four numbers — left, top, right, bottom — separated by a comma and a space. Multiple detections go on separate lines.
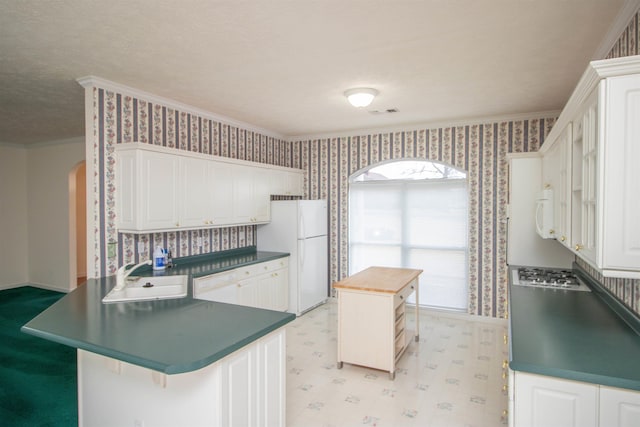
592, 0, 640, 60
76, 76, 285, 141
288, 110, 561, 142
539, 55, 640, 154
418, 305, 508, 325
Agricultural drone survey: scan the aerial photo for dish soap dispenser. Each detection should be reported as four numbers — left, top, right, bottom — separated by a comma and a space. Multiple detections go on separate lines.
153, 246, 166, 271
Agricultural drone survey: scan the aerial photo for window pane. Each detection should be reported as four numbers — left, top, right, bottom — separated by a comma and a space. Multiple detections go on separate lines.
406, 181, 467, 248
407, 249, 468, 310
350, 183, 402, 244
349, 244, 402, 275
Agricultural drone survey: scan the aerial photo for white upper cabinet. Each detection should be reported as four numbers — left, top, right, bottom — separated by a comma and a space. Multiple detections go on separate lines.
115, 143, 303, 233
540, 56, 640, 278
600, 73, 640, 273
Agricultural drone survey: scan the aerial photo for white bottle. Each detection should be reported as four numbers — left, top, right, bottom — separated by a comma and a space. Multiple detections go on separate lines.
153, 246, 166, 271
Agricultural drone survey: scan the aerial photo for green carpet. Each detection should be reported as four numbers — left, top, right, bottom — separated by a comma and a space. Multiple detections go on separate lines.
0, 286, 77, 426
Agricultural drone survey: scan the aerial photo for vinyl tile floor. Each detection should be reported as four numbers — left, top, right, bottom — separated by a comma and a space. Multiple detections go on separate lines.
286, 299, 509, 427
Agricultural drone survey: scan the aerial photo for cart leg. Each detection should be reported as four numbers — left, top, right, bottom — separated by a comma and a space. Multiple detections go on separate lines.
389, 371, 395, 380
415, 334, 419, 342
337, 361, 343, 369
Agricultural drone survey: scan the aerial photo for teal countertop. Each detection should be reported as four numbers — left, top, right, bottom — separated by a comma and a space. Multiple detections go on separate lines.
21, 248, 295, 374
508, 265, 640, 391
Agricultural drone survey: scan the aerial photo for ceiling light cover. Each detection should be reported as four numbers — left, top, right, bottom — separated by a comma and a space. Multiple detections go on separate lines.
345, 87, 379, 108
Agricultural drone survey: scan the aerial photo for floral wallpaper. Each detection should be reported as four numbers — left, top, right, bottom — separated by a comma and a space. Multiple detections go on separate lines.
87, 86, 299, 278
298, 121, 554, 318
606, 8, 639, 59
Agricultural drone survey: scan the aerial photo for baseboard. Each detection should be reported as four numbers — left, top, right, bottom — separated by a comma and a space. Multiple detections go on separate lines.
23, 282, 72, 293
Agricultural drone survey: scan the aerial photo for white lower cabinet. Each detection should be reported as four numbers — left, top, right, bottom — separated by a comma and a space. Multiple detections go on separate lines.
600, 386, 640, 427
512, 371, 640, 427
77, 328, 286, 427
194, 257, 289, 312
514, 371, 597, 427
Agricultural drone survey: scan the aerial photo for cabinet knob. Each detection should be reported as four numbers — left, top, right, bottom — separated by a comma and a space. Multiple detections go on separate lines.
575, 244, 583, 251
502, 360, 508, 369
560, 236, 566, 242
400, 295, 404, 300
502, 384, 508, 391
175, 222, 180, 227
549, 229, 555, 235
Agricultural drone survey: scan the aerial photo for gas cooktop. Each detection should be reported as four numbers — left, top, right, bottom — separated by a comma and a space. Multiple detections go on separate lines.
512, 267, 591, 291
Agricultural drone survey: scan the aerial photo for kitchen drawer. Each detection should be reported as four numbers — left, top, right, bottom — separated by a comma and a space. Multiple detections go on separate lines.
394, 278, 417, 308
236, 258, 288, 278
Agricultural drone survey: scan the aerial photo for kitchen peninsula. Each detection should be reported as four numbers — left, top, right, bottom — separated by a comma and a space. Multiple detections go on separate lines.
22, 248, 295, 427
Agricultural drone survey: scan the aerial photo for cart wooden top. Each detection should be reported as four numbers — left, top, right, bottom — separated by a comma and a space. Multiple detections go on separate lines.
332, 266, 422, 294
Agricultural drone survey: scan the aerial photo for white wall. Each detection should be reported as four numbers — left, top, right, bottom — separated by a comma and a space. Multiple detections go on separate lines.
0, 144, 29, 289
27, 138, 85, 292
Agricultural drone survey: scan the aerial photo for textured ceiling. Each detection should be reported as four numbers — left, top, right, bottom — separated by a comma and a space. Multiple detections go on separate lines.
0, 0, 628, 145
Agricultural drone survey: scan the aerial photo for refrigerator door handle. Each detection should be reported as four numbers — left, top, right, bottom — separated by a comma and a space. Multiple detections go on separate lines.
300, 239, 305, 269
299, 212, 305, 239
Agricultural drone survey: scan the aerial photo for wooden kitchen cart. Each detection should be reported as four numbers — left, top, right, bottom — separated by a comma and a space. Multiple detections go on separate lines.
333, 266, 422, 379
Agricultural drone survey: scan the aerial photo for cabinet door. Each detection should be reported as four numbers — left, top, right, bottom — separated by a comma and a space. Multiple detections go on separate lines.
570, 89, 599, 265
237, 277, 260, 308
600, 386, 640, 427
601, 74, 640, 272
140, 150, 180, 230
258, 329, 286, 427
220, 343, 257, 427
514, 372, 597, 427
256, 268, 288, 311
233, 165, 271, 224
233, 164, 255, 224
210, 161, 235, 226
179, 156, 212, 228
542, 124, 572, 247
252, 167, 272, 222
285, 170, 303, 196
116, 149, 137, 230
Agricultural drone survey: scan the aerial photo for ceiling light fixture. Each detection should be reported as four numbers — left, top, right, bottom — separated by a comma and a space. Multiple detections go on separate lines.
344, 87, 378, 108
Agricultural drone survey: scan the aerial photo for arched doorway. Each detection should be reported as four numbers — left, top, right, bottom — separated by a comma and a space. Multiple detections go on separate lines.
349, 159, 468, 311
68, 161, 87, 287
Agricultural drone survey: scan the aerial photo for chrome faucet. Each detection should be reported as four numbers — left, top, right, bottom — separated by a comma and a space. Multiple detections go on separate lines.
114, 260, 152, 291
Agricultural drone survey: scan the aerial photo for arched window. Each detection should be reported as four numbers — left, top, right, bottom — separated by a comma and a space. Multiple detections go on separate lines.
349, 160, 468, 311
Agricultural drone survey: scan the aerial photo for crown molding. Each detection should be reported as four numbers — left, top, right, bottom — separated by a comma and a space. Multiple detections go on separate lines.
287, 110, 562, 142
77, 76, 285, 141
540, 54, 640, 154
592, 0, 640, 60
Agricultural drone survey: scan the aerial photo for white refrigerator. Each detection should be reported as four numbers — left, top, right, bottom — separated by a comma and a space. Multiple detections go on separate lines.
257, 200, 328, 315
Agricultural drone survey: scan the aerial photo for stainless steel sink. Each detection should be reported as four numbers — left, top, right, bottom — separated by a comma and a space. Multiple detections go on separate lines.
102, 275, 189, 303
